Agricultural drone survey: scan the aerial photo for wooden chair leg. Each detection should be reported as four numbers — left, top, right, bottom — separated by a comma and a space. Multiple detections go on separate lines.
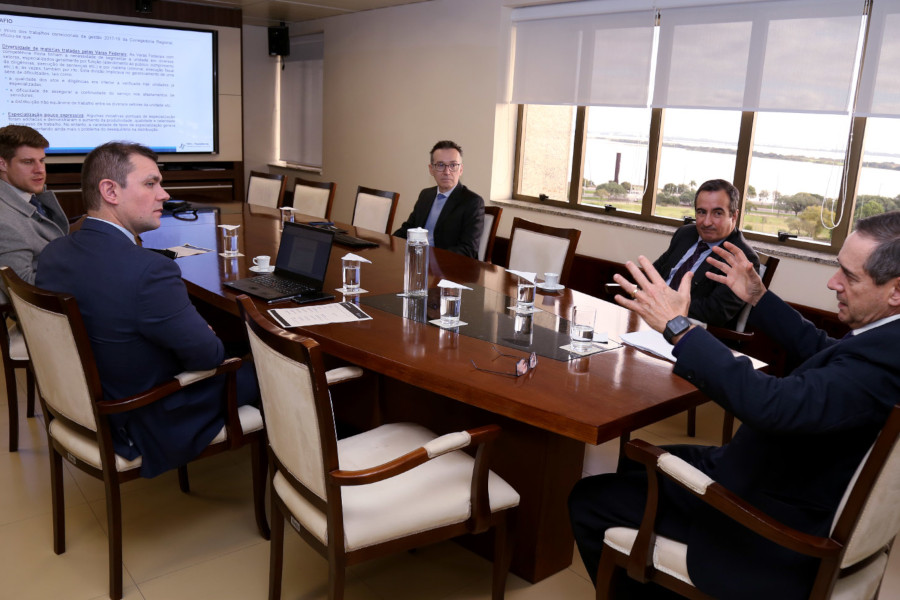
722, 412, 735, 445
596, 547, 620, 600
178, 464, 190, 493
25, 366, 36, 418
686, 407, 697, 437
6, 370, 17, 452
251, 440, 270, 539
268, 500, 285, 600
49, 445, 65, 554
105, 479, 124, 600
492, 512, 516, 600
329, 547, 347, 600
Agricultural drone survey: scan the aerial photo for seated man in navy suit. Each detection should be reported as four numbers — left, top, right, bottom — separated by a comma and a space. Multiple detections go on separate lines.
570, 211, 900, 599
394, 140, 484, 258
37, 141, 258, 478
652, 178, 759, 327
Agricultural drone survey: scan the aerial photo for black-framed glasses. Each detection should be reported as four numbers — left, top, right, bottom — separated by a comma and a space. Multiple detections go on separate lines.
431, 162, 461, 172
471, 345, 538, 377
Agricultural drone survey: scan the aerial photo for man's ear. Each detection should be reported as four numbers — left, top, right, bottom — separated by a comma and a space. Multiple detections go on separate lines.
887, 277, 900, 308
98, 179, 119, 205
0, 157, 7, 174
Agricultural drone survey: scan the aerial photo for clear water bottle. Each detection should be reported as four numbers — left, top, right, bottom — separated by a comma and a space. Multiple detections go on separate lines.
403, 227, 429, 297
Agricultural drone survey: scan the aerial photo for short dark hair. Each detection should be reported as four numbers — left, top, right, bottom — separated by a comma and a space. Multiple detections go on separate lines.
0, 125, 49, 162
81, 142, 158, 212
430, 140, 462, 162
694, 179, 740, 215
855, 211, 900, 285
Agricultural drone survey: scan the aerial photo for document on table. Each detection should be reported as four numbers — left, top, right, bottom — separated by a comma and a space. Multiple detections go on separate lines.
620, 330, 676, 363
269, 302, 372, 328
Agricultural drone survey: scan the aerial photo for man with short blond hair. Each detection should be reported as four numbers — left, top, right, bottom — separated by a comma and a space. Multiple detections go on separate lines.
0, 124, 69, 303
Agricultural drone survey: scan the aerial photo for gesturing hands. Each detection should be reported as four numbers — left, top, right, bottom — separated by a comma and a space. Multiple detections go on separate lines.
705, 241, 767, 307
612, 255, 691, 334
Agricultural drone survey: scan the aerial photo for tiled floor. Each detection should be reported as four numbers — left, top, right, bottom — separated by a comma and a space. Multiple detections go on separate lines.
2, 368, 899, 599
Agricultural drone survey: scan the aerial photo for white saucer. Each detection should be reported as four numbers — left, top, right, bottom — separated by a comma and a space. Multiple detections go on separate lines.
538, 282, 565, 292
249, 265, 274, 273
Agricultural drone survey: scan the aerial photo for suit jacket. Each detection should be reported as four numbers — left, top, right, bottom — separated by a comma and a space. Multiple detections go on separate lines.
36, 219, 228, 478
0, 179, 69, 303
653, 225, 759, 328
393, 184, 484, 258
672, 292, 900, 599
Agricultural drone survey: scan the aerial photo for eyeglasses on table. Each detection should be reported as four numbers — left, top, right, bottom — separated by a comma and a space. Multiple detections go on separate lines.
471, 345, 538, 377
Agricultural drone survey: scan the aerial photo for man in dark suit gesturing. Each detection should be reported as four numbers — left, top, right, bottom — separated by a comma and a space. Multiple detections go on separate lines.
653, 179, 759, 327
37, 142, 258, 478
394, 140, 484, 258
570, 211, 900, 599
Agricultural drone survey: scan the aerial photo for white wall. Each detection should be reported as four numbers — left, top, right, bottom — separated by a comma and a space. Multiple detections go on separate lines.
241, 0, 839, 312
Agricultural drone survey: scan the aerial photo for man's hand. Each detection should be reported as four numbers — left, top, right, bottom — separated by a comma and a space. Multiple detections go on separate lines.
704, 242, 766, 306
612, 255, 691, 333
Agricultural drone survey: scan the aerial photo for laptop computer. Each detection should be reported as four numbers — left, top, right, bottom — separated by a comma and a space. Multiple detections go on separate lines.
307, 221, 379, 249
225, 221, 335, 303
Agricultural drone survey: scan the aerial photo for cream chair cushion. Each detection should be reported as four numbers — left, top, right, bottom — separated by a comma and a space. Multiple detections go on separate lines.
247, 175, 283, 208
478, 211, 496, 262
604, 527, 694, 586
353, 193, 393, 233
274, 422, 520, 552
508, 229, 571, 277
293, 184, 330, 219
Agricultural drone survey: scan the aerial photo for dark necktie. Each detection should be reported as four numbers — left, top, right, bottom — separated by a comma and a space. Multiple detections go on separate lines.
29, 195, 49, 218
669, 241, 709, 289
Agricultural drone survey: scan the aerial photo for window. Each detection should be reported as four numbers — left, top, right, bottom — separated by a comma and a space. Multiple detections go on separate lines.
510, 0, 877, 254
279, 33, 323, 169
516, 105, 576, 202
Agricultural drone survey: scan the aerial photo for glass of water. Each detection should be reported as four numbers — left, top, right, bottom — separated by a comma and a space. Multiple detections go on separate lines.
342, 258, 361, 293
516, 278, 535, 312
570, 306, 596, 353
220, 225, 239, 257
440, 286, 462, 327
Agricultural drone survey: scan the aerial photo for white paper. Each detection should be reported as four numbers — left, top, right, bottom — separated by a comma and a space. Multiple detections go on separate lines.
620, 330, 676, 363
268, 302, 372, 328
168, 245, 209, 258
341, 252, 372, 263
507, 269, 537, 283
437, 279, 473, 290
218, 224, 240, 231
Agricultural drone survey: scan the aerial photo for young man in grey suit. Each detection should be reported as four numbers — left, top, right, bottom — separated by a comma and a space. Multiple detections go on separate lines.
394, 140, 485, 258
652, 179, 759, 327
571, 211, 900, 599
0, 125, 69, 303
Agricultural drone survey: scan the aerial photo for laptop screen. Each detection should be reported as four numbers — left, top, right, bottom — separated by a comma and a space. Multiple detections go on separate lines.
275, 221, 334, 283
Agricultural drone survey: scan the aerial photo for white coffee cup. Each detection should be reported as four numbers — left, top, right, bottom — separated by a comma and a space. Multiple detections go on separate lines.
544, 272, 560, 288
253, 255, 271, 269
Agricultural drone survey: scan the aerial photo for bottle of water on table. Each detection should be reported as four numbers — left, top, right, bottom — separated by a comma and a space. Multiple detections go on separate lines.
403, 227, 429, 297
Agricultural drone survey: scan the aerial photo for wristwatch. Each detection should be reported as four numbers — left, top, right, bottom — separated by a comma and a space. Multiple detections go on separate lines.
663, 315, 692, 344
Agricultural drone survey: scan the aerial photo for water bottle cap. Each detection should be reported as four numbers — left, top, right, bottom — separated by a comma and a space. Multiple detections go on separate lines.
408, 228, 429, 244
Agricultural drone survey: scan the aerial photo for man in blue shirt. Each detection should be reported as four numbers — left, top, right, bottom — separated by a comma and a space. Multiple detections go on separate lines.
394, 140, 484, 258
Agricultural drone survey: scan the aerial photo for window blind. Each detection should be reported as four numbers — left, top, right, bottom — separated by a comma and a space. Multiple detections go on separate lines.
856, 0, 900, 117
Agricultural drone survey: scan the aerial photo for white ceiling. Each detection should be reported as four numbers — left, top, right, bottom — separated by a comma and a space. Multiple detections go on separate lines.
182, 0, 434, 27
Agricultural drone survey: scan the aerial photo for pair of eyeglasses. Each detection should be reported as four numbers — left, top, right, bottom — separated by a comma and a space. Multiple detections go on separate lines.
471, 345, 538, 377
431, 162, 461, 172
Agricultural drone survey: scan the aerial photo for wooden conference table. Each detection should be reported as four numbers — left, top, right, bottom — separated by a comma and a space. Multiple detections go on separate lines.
143, 204, 736, 583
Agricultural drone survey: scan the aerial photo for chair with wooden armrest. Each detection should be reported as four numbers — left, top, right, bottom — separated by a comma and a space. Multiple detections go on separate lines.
1, 301, 37, 451
291, 177, 335, 220
506, 217, 581, 286
479, 205, 502, 263
237, 295, 520, 600
596, 404, 900, 599
0, 267, 269, 600
687, 252, 781, 444
352, 185, 400, 234
247, 170, 287, 208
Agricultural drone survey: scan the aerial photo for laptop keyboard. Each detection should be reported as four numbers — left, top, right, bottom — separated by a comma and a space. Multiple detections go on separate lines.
253, 274, 313, 295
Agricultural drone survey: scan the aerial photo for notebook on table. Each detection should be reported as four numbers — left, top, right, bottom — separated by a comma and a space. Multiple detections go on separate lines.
225, 221, 336, 303
307, 221, 379, 249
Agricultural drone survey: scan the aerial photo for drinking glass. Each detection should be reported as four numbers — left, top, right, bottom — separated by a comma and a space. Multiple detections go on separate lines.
570, 306, 596, 353
342, 258, 361, 293
516, 279, 535, 312
440, 286, 462, 327
221, 226, 239, 257
280, 207, 295, 230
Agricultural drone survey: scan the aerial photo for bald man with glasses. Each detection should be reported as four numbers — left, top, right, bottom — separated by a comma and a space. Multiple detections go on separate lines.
394, 140, 484, 258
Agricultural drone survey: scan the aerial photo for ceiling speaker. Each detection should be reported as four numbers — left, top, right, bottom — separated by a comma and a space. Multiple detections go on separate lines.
268, 25, 290, 57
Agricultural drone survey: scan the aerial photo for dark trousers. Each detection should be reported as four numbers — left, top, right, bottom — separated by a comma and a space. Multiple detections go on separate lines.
568, 445, 715, 599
